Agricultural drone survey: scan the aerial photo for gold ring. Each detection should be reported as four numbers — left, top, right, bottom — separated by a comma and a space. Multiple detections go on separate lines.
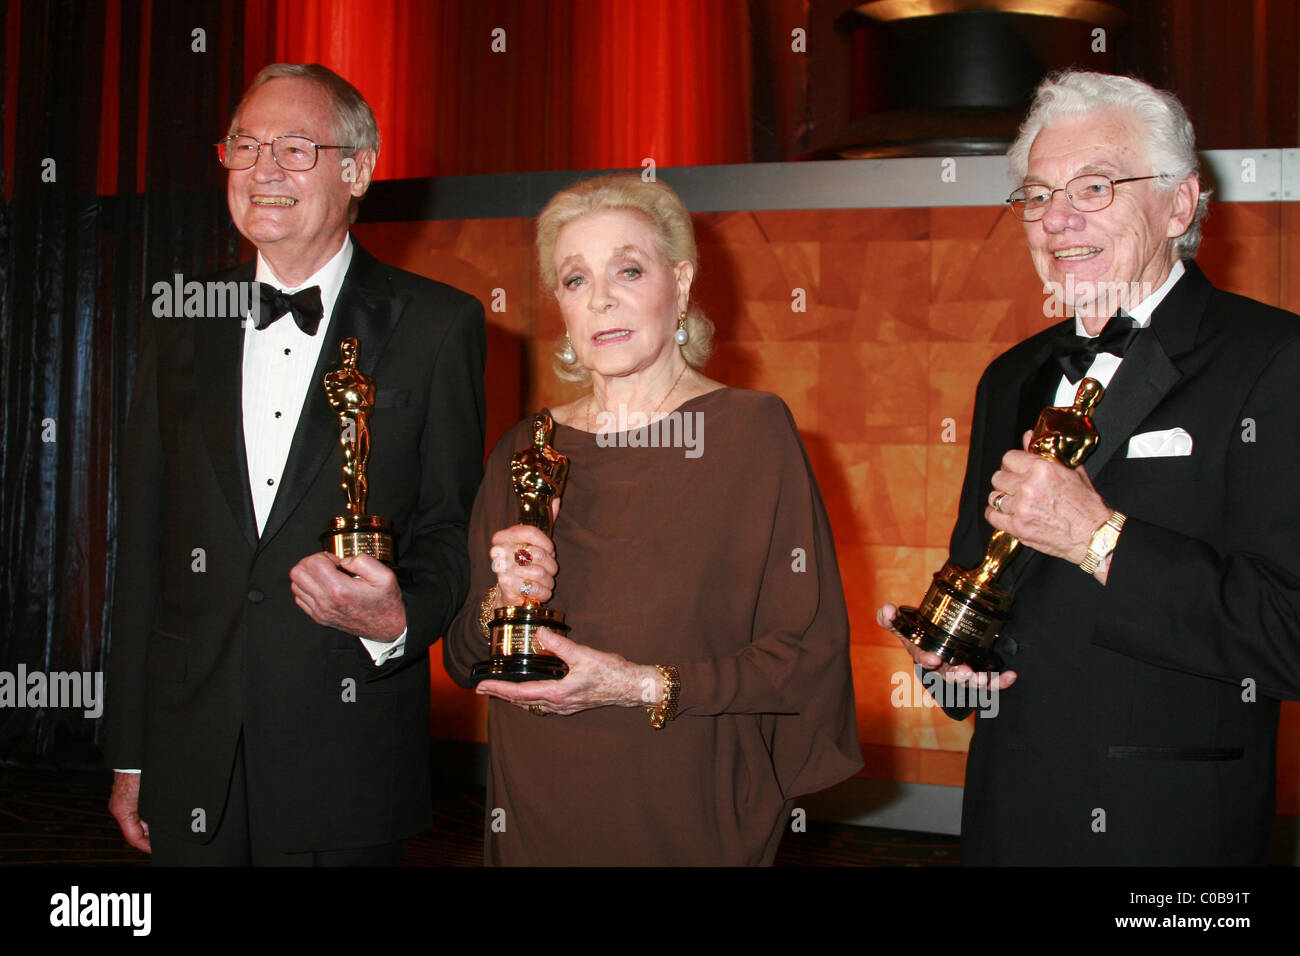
529, 705, 547, 716
993, 492, 1008, 514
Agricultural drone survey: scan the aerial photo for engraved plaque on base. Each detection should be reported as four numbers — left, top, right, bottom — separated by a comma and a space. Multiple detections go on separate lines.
472, 605, 571, 683
471, 411, 571, 683
322, 514, 395, 566
894, 378, 1106, 672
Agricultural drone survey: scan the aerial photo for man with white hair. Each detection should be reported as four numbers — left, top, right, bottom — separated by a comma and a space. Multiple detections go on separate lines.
880, 70, 1300, 864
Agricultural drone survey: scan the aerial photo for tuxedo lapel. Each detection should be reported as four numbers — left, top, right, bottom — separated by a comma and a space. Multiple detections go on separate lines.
1082, 330, 1180, 478
1003, 332, 1180, 590
196, 262, 259, 549
974, 332, 1063, 590
1015, 338, 1065, 446
987, 325, 1072, 474
1006, 264, 1209, 590
1085, 263, 1209, 481
256, 242, 407, 551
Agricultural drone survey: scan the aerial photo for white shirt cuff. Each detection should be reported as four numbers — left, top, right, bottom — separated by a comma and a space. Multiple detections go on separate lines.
115, 768, 141, 774
359, 627, 407, 665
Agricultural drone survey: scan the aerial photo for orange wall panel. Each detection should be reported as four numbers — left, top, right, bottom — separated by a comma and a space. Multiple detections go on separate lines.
360, 201, 1300, 816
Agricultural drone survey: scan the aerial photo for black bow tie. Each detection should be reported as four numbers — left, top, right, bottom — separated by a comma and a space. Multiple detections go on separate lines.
254, 282, 324, 335
1051, 313, 1141, 383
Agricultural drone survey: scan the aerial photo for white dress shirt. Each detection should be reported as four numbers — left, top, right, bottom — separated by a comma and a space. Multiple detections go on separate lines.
1051, 259, 1185, 406
243, 235, 405, 666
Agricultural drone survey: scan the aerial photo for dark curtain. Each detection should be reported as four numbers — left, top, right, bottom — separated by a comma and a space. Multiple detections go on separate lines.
0, 0, 246, 763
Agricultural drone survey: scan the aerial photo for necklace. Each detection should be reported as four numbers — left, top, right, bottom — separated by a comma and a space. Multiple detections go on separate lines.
587, 363, 689, 433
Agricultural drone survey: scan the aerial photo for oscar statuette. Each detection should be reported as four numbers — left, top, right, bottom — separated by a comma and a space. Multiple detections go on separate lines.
893, 377, 1106, 671
320, 337, 396, 565
471, 411, 572, 683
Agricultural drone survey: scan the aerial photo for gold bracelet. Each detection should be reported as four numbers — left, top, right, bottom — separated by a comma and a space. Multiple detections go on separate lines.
648, 664, 680, 729
478, 586, 499, 641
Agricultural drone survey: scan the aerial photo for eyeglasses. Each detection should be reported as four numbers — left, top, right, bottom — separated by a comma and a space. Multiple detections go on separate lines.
1007, 174, 1168, 221
215, 135, 358, 171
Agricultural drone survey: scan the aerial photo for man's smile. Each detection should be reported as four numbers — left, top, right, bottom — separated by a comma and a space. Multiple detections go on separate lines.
1053, 245, 1102, 260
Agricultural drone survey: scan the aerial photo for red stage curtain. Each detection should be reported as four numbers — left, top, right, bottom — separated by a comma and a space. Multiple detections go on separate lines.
249, 0, 442, 181
561, 0, 752, 171
244, 0, 751, 179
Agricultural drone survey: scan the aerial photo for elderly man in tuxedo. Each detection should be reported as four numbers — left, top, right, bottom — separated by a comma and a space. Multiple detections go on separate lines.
105, 63, 486, 865
880, 70, 1300, 865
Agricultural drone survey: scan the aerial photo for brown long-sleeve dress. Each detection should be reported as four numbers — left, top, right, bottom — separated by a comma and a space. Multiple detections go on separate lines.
443, 388, 862, 865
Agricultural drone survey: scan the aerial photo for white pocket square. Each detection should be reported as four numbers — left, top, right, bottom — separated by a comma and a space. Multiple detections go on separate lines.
1127, 427, 1194, 458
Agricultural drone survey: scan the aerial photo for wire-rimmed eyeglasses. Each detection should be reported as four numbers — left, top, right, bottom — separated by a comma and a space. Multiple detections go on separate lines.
215, 135, 358, 172
1007, 174, 1168, 221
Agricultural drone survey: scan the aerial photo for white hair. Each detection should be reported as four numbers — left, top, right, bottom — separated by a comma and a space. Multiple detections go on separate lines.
1007, 70, 1209, 257
231, 63, 380, 154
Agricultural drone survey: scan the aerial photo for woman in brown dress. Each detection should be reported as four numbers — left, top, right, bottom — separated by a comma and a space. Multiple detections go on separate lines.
443, 174, 861, 865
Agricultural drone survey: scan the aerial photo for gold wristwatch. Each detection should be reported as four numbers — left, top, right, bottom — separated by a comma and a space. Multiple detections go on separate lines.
1080, 511, 1126, 575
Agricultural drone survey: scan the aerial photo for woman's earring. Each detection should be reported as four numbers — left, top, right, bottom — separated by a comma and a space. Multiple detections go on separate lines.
561, 333, 577, 364
674, 311, 689, 346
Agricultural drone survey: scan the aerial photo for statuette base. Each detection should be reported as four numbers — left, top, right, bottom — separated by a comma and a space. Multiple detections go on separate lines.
894, 562, 1010, 672
471, 604, 570, 684
322, 514, 395, 566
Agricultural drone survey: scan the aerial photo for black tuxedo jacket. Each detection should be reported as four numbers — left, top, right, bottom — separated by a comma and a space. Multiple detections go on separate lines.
104, 242, 486, 852
947, 261, 1300, 864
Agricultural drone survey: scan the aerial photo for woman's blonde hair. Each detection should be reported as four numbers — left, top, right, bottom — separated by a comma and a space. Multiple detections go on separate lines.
535, 174, 714, 383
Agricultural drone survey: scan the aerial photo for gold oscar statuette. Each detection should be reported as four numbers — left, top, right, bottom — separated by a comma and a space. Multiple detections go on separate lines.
893, 377, 1106, 671
320, 337, 396, 565
471, 411, 571, 683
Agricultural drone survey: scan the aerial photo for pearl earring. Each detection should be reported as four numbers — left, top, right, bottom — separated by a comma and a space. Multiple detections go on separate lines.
560, 333, 577, 364
674, 311, 689, 346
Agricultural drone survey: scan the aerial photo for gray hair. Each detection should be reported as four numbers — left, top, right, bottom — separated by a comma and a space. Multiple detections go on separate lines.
1006, 70, 1209, 257
536, 174, 714, 385
229, 63, 379, 220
